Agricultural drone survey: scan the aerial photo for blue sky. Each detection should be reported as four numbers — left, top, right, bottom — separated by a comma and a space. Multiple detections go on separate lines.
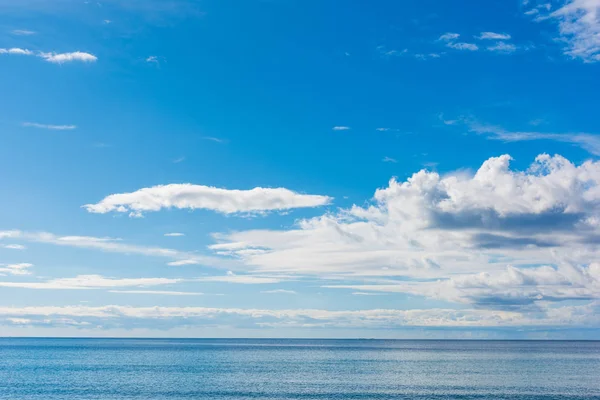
1, 0, 600, 338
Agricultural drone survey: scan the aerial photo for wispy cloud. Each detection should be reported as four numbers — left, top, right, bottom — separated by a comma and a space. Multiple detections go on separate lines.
438, 32, 460, 41
382, 156, 398, 163
83, 183, 332, 217
22, 122, 76, 130
0, 274, 181, 290
10, 29, 36, 35
0, 48, 33, 55
172, 156, 185, 163
109, 290, 204, 296
487, 42, 517, 54
332, 126, 351, 131
164, 232, 185, 237
202, 136, 227, 144
477, 32, 511, 40
446, 42, 479, 51
260, 289, 297, 294
1, 244, 26, 250
466, 119, 600, 155
525, 0, 600, 62
197, 272, 283, 285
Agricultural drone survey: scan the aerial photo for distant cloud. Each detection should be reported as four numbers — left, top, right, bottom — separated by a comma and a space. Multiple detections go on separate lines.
376, 128, 391, 132
260, 289, 297, 294
465, 118, 600, 155
202, 136, 227, 143
415, 53, 443, 60
172, 156, 185, 163
103, 20, 111, 24
198, 272, 282, 284
438, 32, 460, 41
446, 42, 479, 51
0, 263, 33, 276
146, 55, 159, 64
477, 32, 511, 40
0, 274, 180, 290
109, 290, 204, 296
167, 259, 200, 266
332, 126, 351, 131
1, 244, 26, 250
382, 156, 397, 163
487, 42, 517, 54
22, 122, 76, 130
10, 29, 36, 35
164, 232, 185, 237
39, 51, 97, 63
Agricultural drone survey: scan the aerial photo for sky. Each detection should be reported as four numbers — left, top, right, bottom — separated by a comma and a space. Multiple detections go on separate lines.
1, 0, 600, 339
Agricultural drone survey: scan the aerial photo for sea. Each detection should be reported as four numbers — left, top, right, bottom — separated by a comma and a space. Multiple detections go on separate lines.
0, 339, 599, 399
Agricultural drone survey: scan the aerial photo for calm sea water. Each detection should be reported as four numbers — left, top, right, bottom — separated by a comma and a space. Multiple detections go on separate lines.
0, 339, 599, 399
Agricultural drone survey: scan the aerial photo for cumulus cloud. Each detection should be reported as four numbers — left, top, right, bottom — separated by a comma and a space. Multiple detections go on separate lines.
22, 122, 76, 130
83, 184, 332, 217
208, 153, 600, 315
39, 51, 97, 63
526, 0, 600, 62
478, 32, 511, 40
0, 263, 33, 276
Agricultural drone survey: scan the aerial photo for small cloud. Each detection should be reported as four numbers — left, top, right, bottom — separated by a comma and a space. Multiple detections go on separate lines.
344, 52, 350, 56
1, 244, 26, 250
529, 118, 546, 126
376, 128, 391, 132
423, 161, 439, 168
0, 48, 34, 55
146, 55, 159, 64
93, 142, 110, 148
0, 263, 33, 276
438, 113, 459, 125
260, 289, 297, 294
352, 292, 384, 296
11, 29, 36, 35
438, 32, 460, 41
164, 232, 185, 237
167, 259, 200, 266
103, 19, 111, 24
22, 122, 76, 130
382, 156, 398, 163
524, 8, 539, 15
446, 42, 479, 51
173, 156, 185, 163
487, 42, 517, 54
202, 136, 227, 143
332, 126, 351, 131
477, 32, 511, 40
39, 51, 97, 63
109, 290, 204, 296
415, 53, 443, 60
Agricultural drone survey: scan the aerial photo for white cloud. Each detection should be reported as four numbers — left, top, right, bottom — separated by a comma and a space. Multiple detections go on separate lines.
332, 126, 351, 131
109, 290, 204, 296
164, 232, 185, 237
438, 32, 460, 41
487, 42, 518, 53
0, 48, 33, 55
39, 51, 97, 63
0, 263, 33, 276
477, 32, 511, 40
197, 272, 283, 284
22, 122, 76, 130
208, 153, 600, 315
146, 55, 159, 64
382, 157, 397, 163
202, 136, 227, 143
0, 274, 180, 290
0, 302, 598, 329
11, 29, 36, 35
526, 0, 600, 62
446, 42, 479, 51
1, 244, 26, 250
167, 259, 200, 266
261, 289, 297, 294
83, 184, 332, 216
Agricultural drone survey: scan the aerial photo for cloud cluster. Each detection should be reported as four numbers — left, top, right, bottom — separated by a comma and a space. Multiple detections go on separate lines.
210, 154, 600, 311
83, 184, 332, 217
